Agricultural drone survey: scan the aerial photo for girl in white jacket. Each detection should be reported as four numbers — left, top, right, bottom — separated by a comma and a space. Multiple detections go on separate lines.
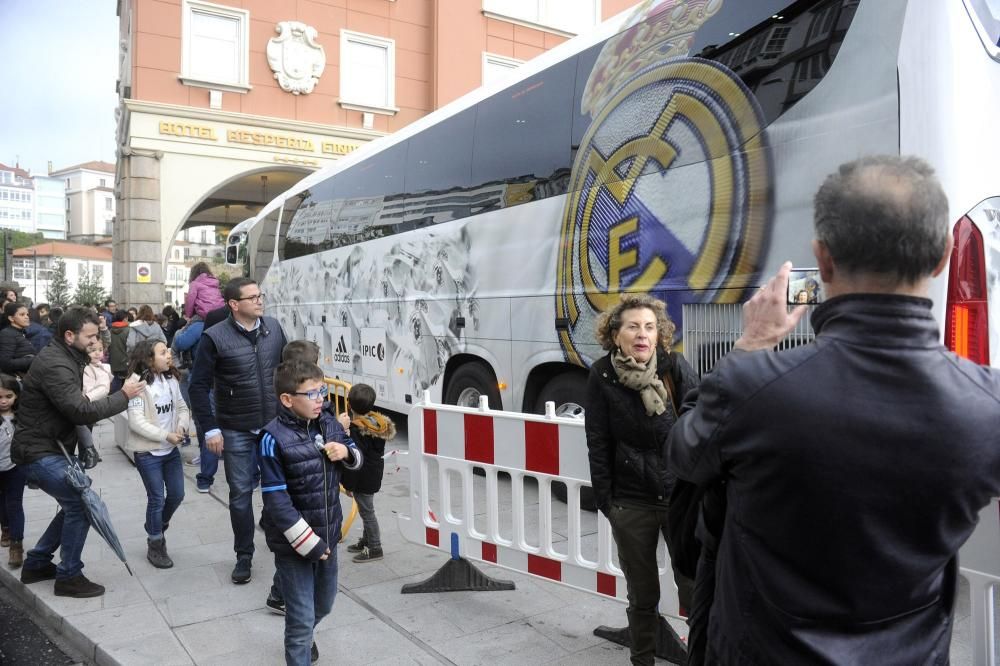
126, 339, 190, 569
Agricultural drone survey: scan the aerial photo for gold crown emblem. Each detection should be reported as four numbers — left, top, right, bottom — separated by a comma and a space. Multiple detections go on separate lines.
581, 0, 722, 116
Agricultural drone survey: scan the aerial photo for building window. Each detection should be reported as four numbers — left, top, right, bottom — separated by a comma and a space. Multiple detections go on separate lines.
105, 197, 113, 211
180, 0, 250, 92
763, 26, 792, 55
482, 0, 598, 36
482, 53, 523, 87
99, 178, 106, 187
65, 178, 70, 188
339, 30, 396, 112
78, 263, 86, 278
200, 229, 208, 244
93, 265, 104, 282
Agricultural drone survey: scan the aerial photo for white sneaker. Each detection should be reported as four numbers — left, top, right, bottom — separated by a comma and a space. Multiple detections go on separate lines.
185, 456, 201, 466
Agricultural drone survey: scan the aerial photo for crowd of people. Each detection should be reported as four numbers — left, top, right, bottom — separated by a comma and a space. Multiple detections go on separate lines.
0, 155, 998, 666
0, 262, 396, 665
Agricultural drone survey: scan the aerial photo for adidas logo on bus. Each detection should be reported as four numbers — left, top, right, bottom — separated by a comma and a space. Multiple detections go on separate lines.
333, 336, 350, 364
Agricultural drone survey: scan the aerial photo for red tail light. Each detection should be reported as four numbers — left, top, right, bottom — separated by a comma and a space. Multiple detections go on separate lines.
945, 216, 990, 364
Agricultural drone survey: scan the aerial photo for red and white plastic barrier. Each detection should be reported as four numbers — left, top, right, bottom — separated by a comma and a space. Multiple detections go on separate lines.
397, 391, 682, 616
960, 499, 1000, 665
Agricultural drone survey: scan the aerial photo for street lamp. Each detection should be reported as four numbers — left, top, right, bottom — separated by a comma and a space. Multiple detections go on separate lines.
31, 249, 37, 304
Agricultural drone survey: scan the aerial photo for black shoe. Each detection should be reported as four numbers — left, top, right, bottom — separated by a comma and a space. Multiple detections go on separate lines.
231, 556, 252, 584
20, 562, 57, 584
265, 592, 285, 615
147, 537, 173, 569
311, 642, 319, 663
346, 537, 366, 554
352, 546, 383, 563
54, 574, 105, 598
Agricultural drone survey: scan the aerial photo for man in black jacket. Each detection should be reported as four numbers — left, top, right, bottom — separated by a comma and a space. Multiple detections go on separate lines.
667, 155, 1000, 664
189, 278, 286, 585
13, 307, 145, 598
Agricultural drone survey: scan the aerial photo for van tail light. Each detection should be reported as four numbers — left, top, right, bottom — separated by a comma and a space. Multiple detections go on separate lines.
945, 216, 990, 364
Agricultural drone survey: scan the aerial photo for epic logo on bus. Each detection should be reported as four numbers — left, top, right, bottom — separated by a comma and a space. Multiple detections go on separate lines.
556, 0, 773, 366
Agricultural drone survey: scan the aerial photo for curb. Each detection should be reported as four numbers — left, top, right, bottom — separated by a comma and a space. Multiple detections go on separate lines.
0, 563, 110, 666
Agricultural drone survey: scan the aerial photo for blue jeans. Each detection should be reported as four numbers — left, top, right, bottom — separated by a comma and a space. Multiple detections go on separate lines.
180, 373, 218, 489
221, 428, 260, 559
0, 466, 27, 540
22, 455, 91, 580
134, 448, 185, 539
275, 549, 339, 666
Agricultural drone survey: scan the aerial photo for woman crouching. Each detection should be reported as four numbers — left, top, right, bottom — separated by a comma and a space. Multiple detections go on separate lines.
585, 294, 699, 666
126, 339, 190, 569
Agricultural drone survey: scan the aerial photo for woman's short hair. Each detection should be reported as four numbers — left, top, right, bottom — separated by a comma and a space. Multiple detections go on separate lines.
595, 293, 675, 352
137, 304, 155, 323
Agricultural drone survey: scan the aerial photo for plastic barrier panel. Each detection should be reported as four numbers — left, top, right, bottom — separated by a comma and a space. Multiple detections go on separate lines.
397, 391, 682, 617
324, 377, 350, 416
960, 498, 1000, 666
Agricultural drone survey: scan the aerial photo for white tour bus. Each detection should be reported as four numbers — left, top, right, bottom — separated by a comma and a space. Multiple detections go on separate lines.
228, 0, 1000, 417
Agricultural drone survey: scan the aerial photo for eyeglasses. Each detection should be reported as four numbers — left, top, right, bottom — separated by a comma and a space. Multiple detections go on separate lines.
234, 292, 265, 303
291, 385, 328, 401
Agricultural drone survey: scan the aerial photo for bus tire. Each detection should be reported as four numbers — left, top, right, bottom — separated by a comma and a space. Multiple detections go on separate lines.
532, 372, 596, 512
444, 362, 502, 410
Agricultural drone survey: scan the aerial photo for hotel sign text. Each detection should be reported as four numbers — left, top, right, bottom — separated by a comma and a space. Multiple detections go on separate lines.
157, 119, 360, 158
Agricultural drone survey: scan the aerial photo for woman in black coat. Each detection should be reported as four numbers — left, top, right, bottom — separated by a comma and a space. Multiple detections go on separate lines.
585, 294, 699, 666
0, 303, 36, 376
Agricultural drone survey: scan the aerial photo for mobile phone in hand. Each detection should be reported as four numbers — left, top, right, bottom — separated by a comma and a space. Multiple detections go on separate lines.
787, 268, 824, 305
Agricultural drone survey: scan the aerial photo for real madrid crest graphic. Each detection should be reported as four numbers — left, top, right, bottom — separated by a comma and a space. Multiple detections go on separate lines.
556, 0, 774, 365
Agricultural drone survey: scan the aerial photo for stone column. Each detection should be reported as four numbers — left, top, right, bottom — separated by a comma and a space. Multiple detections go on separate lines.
115, 148, 164, 308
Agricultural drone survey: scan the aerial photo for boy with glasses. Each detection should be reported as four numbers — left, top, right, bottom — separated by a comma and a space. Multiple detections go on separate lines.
259, 360, 360, 665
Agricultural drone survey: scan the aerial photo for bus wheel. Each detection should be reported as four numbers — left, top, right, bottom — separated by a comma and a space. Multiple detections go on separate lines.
532, 373, 596, 512
445, 363, 501, 479
444, 362, 502, 410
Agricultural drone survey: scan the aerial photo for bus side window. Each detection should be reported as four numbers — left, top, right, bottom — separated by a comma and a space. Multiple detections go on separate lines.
403, 107, 476, 225
470, 56, 577, 210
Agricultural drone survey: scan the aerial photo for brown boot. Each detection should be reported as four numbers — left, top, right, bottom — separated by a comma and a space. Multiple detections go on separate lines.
1, 526, 10, 548
8, 541, 23, 568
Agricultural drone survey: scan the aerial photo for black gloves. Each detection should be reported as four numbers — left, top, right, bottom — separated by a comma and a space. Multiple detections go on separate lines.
79, 446, 100, 470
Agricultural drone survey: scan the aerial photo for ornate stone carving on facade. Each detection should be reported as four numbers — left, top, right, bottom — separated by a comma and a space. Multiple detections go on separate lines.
266, 21, 326, 95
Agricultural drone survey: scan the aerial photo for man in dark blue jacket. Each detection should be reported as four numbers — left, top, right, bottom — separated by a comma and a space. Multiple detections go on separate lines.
188, 278, 286, 584
259, 359, 360, 665
667, 155, 1000, 664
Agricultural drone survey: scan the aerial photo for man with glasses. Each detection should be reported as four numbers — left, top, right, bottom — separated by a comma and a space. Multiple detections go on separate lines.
189, 277, 287, 585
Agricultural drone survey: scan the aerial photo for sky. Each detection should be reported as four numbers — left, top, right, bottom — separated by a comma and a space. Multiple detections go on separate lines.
1, 0, 119, 175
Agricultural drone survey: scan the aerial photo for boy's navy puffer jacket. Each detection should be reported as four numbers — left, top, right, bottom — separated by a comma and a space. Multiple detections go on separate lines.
259, 406, 362, 560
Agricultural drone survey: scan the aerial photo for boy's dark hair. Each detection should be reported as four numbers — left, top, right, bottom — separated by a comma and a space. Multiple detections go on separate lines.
274, 359, 324, 397
58, 306, 100, 337
282, 339, 320, 364
224, 277, 257, 304
104, 299, 116, 308
112, 310, 129, 323
347, 383, 376, 415
127, 338, 180, 383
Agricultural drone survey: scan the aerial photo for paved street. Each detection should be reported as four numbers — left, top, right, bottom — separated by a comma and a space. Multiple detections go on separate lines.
0, 581, 88, 665
0, 415, 979, 665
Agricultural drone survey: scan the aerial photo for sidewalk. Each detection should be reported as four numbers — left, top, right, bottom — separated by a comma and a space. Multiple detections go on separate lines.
0, 418, 640, 666
0, 418, 979, 665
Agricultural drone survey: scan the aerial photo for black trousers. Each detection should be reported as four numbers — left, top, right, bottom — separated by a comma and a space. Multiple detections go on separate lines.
608, 502, 694, 666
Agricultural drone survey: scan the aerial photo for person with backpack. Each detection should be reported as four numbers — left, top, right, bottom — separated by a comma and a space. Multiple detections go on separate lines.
127, 305, 166, 354
108, 310, 131, 393
585, 293, 699, 666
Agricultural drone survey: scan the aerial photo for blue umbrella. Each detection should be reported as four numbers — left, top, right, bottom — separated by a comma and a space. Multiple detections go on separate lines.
57, 441, 133, 576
